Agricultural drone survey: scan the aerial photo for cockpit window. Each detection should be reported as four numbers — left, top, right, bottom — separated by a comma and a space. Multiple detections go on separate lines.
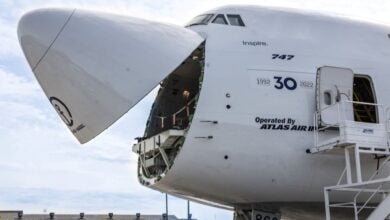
227, 14, 245, 27
212, 14, 228, 25
186, 14, 214, 26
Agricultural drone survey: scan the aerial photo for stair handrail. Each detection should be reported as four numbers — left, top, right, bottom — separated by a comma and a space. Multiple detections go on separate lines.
153, 95, 198, 129
352, 156, 390, 216
316, 100, 384, 125
314, 101, 387, 149
368, 156, 390, 181
313, 102, 342, 150
336, 167, 348, 185
355, 184, 383, 215
341, 100, 385, 123
385, 107, 390, 149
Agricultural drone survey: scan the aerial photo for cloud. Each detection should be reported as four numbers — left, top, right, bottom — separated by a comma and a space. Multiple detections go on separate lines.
0, 67, 41, 98
0, 18, 21, 59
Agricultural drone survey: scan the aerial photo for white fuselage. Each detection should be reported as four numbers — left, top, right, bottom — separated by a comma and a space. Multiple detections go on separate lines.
149, 6, 390, 207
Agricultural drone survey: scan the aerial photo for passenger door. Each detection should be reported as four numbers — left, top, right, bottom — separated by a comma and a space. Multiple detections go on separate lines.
316, 66, 354, 127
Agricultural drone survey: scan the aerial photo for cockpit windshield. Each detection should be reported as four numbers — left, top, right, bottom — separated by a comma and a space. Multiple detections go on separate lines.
186, 14, 214, 27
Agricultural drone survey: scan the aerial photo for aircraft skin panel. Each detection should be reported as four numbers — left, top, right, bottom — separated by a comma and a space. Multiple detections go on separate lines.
18, 9, 204, 143
17, 9, 74, 70
148, 6, 390, 207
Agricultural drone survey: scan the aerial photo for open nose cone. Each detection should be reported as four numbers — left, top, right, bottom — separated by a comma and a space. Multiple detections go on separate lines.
18, 8, 75, 70
18, 8, 204, 144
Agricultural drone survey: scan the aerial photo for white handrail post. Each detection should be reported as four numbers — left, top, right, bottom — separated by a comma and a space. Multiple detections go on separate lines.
355, 145, 362, 183
353, 203, 358, 220
345, 147, 352, 184
314, 112, 318, 149
337, 102, 341, 125
324, 188, 331, 220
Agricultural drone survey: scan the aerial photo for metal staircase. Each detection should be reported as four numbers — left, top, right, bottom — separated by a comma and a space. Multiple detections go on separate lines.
308, 101, 390, 220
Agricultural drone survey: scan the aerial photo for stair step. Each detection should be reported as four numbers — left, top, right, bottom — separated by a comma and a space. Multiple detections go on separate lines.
367, 194, 390, 220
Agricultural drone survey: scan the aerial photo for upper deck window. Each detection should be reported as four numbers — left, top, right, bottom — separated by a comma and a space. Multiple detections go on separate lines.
227, 14, 245, 27
212, 14, 228, 25
186, 14, 214, 27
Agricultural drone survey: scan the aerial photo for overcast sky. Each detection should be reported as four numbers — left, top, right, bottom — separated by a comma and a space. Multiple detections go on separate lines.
1, 0, 390, 219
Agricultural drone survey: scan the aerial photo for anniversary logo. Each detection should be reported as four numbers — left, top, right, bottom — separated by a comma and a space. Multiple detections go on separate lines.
255, 117, 315, 132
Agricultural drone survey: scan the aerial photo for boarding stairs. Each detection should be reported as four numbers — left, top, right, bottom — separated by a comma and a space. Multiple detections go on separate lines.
308, 101, 390, 220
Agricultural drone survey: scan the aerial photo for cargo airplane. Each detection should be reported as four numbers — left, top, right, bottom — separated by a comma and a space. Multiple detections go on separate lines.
18, 5, 390, 220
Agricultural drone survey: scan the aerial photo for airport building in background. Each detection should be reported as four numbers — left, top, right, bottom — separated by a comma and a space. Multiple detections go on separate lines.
0, 211, 196, 220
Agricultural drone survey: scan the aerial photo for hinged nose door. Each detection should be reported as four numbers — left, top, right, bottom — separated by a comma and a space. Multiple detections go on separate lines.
18, 9, 205, 143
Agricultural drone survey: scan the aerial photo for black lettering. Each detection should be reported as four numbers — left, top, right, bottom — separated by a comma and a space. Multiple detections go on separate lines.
271, 54, 295, 60
287, 55, 295, 60
291, 125, 298, 130
284, 77, 297, 90
274, 76, 283, 89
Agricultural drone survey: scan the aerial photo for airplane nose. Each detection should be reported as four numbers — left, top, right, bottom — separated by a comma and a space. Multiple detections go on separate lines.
18, 9, 75, 70
18, 8, 204, 144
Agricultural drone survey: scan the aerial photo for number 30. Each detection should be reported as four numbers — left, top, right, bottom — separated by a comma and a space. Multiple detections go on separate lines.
273, 76, 297, 90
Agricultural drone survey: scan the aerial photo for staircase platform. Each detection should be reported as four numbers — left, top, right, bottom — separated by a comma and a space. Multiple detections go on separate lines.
325, 177, 390, 192
309, 120, 389, 155
132, 129, 185, 155
308, 142, 390, 155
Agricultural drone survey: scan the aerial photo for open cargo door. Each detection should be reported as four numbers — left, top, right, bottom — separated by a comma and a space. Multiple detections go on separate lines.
316, 66, 354, 127
18, 8, 204, 143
